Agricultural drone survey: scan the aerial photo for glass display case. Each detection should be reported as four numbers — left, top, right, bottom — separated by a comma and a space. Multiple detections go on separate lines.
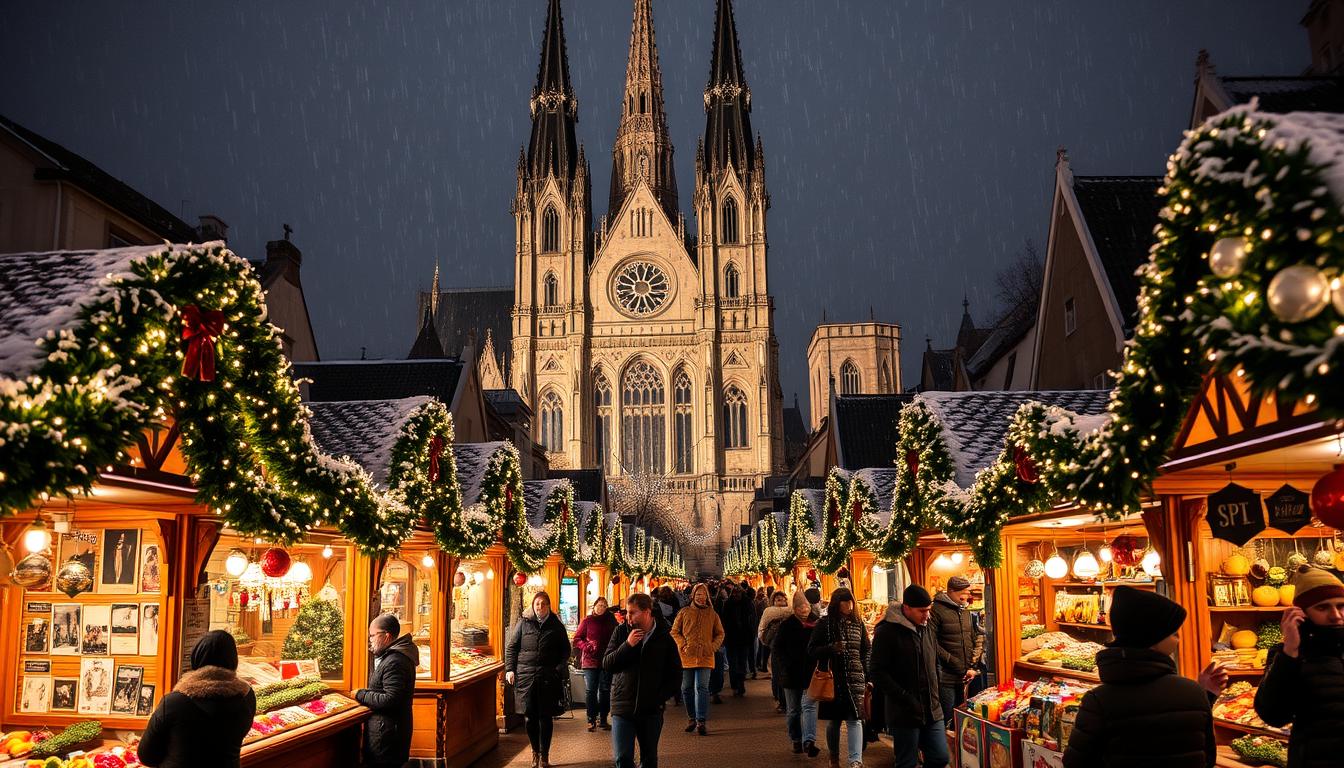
450, 558, 497, 677
379, 557, 436, 679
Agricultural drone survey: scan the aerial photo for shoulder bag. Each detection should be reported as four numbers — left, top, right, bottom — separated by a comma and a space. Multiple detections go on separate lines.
807, 622, 836, 702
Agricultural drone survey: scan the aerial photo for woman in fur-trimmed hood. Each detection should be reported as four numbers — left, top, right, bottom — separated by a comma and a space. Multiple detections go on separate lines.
139, 629, 257, 768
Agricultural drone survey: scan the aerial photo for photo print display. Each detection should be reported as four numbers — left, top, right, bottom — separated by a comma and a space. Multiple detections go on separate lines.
136, 683, 156, 717
99, 528, 140, 594
140, 603, 160, 655
139, 542, 162, 594
51, 603, 82, 655
20, 676, 51, 713
81, 604, 111, 655
78, 658, 112, 714
110, 603, 139, 655
111, 664, 144, 715
24, 616, 50, 653
51, 677, 78, 711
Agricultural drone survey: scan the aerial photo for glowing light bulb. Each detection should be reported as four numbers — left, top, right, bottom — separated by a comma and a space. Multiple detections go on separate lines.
321, 545, 334, 559
224, 549, 249, 577
473, 571, 484, 586
934, 553, 952, 568
1142, 549, 1161, 576
1044, 554, 1069, 580
487, 568, 495, 580
287, 560, 313, 583
950, 552, 965, 565
23, 520, 51, 554
1072, 551, 1100, 580
421, 554, 435, 569
1098, 544, 1113, 563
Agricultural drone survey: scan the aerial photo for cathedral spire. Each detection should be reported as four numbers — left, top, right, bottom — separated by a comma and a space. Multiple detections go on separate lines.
609, 0, 678, 221
527, 0, 579, 182
703, 0, 754, 178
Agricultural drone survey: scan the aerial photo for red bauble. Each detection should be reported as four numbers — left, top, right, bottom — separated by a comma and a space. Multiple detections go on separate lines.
453, 570, 467, 587
611, 574, 621, 585
239, 589, 250, 607
1014, 446, 1040, 484
1109, 535, 1142, 567
260, 547, 291, 578
1312, 464, 1344, 529
806, 568, 818, 582
904, 449, 920, 478
513, 572, 528, 587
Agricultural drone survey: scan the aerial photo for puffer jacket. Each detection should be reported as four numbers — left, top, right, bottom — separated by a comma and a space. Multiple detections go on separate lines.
1063, 647, 1214, 768
868, 602, 942, 728
603, 616, 683, 717
928, 592, 985, 686
505, 610, 571, 717
808, 614, 869, 721
1255, 626, 1344, 768
671, 587, 725, 669
771, 613, 819, 689
138, 665, 257, 768
354, 634, 419, 768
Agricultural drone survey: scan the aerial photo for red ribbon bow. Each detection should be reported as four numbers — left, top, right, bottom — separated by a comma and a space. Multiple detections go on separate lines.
562, 500, 570, 525
428, 436, 445, 482
180, 305, 226, 382
851, 499, 863, 523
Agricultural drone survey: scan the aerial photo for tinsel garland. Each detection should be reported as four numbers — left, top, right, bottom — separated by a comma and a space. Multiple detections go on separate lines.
0, 244, 404, 554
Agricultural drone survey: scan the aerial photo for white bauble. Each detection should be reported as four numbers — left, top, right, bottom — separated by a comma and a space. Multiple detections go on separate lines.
1044, 555, 1069, 580
1209, 236, 1250, 278
1072, 551, 1101, 580
1268, 265, 1330, 323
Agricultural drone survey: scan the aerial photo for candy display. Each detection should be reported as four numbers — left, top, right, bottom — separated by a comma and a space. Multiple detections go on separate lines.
1212, 681, 1290, 737
243, 693, 358, 745
962, 677, 1095, 752
451, 646, 492, 675
1020, 631, 1105, 673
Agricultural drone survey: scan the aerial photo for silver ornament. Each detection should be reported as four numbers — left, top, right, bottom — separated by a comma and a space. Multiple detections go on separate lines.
1025, 559, 1046, 579
1209, 236, 1249, 278
1267, 265, 1330, 323
13, 553, 52, 588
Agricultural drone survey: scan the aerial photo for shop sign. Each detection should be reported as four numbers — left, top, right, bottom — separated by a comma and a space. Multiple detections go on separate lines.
1266, 484, 1312, 534
1206, 483, 1266, 546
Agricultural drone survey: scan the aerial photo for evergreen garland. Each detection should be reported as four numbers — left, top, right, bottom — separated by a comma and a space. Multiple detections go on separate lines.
282, 597, 346, 675
493, 444, 552, 573
385, 401, 483, 556
813, 469, 855, 573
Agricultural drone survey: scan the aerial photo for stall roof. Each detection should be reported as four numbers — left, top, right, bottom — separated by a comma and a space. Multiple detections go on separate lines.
304, 397, 432, 486
795, 488, 827, 541
851, 467, 898, 526
454, 441, 508, 508
523, 479, 570, 532
834, 394, 914, 470
918, 390, 1111, 488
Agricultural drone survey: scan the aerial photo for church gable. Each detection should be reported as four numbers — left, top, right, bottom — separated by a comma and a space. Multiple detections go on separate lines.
589, 179, 697, 326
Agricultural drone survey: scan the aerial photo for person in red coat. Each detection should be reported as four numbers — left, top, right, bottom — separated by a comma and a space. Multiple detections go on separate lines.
574, 596, 619, 730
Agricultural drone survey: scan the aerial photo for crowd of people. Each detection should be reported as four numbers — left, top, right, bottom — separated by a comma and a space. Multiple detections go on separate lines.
120, 566, 1344, 768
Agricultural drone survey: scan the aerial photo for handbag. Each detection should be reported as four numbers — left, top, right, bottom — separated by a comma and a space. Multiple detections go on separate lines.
807, 622, 836, 702
860, 682, 873, 722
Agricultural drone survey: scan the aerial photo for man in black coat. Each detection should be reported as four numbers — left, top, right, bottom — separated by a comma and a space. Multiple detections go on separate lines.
869, 585, 949, 768
1063, 586, 1223, 768
928, 575, 985, 728
604, 592, 683, 768
356, 613, 418, 768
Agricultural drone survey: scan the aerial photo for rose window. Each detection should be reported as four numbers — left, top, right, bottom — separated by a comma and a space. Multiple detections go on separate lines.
613, 262, 670, 315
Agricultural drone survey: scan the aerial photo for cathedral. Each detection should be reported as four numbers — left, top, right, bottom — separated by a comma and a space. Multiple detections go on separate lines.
428, 0, 785, 559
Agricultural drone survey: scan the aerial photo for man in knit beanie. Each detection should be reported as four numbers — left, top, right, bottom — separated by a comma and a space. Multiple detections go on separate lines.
1063, 586, 1221, 767
928, 575, 985, 728
869, 585, 948, 768
1254, 566, 1344, 768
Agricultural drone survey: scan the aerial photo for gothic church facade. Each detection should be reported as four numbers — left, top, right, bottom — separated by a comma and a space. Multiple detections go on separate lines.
510, 0, 784, 554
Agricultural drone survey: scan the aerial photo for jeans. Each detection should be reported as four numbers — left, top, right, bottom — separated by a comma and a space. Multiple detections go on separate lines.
612, 711, 664, 768
783, 687, 818, 744
890, 719, 950, 768
525, 714, 554, 756
939, 683, 965, 728
584, 668, 612, 723
709, 647, 727, 694
727, 643, 751, 692
681, 668, 711, 722
825, 718, 863, 765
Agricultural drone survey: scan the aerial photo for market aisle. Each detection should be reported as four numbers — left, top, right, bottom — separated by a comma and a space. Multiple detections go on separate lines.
470, 676, 894, 768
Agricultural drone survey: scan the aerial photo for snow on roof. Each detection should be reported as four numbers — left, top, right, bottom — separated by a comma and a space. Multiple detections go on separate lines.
575, 500, 601, 556
796, 488, 827, 540
852, 467, 898, 526
454, 441, 508, 507
304, 397, 432, 486
1192, 106, 1344, 211
916, 390, 1112, 489
523, 479, 570, 531
0, 244, 216, 379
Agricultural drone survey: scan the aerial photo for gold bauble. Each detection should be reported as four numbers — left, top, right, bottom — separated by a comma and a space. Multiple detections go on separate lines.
55, 558, 93, 598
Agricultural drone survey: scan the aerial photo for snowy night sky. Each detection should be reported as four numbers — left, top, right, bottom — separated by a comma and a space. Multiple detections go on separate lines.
0, 1, 1306, 414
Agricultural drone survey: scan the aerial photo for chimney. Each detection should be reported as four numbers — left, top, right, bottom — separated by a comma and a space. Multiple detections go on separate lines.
196, 214, 229, 243
265, 224, 303, 283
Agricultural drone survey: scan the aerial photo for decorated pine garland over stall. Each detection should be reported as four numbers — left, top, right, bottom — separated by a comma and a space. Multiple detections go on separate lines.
1067, 106, 1344, 514
0, 243, 409, 555
882, 399, 968, 562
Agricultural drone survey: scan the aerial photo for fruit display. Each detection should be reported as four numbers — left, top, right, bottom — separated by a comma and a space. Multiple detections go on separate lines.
963, 676, 1095, 751
1230, 735, 1288, 767
1213, 682, 1290, 736
1251, 585, 1281, 607
1053, 593, 1102, 624
1255, 621, 1283, 650
1223, 553, 1252, 576
1020, 631, 1105, 673
28, 722, 101, 759
253, 675, 329, 712
2, 730, 47, 760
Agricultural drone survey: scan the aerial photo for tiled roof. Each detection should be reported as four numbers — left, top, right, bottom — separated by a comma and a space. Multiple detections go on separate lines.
0, 114, 199, 243
834, 394, 913, 470
1221, 76, 1344, 114
454, 441, 508, 507
549, 469, 604, 503
418, 287, 513, 360
484, 389, 527, 415
524, 479, 569, 532
851, 467, 897, 526
921, 348, 960, 392
917, 390, 1112, 488
294, 359, 464, 404
1072, 176, 1163, 325
966, 302, 1036, 379
305, 397, 432, 486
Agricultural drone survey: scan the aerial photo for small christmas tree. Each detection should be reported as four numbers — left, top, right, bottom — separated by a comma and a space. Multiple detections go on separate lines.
282, 598, 344, 676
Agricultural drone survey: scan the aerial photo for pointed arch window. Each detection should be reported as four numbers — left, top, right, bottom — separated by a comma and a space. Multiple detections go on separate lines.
543, 272, 560, 308
542, 205, 561, 252
879, 360, 893, 394
594, 371, 612, 473
721, 197, 739, 244
673, 368, 694, 474
621, 361, 665, 475
724, 263, 741, 299
723, 385, 749, 449
539, 390, 564, 451
840, 360, 861, 395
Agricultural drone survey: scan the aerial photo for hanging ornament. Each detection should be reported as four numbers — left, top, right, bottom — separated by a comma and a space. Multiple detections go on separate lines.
1141, 549, 1162, 577
239, 589, 250, 608
1267, 265, 1330, 323
55, 558, 93, 597
1208, 236, 1250, 278
806, 568, 818, 582
224, 549, 250, 577
904, 449, 920, 478
1044, 552, 1069, 580
1314, 545, 1335, 568
1072, 550, 1100, 580
13, 553, 53, 589
179, 305, 227, 381
1013, 446, 1039, 484
610, 574, 621, 585
1311, 464, 1344, 530
1024, 559, 1046, 579
428, 435, 445, 483
1110, 535, 1143, 567
1097, 543, 1113, 563
454, 570, 467, 587
1266, 484, 1312, 534
259, 547, 292, 578
513, 572, 528, 587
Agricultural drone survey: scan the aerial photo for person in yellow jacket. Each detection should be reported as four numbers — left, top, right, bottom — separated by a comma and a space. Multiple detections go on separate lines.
671, 582, 726, 735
